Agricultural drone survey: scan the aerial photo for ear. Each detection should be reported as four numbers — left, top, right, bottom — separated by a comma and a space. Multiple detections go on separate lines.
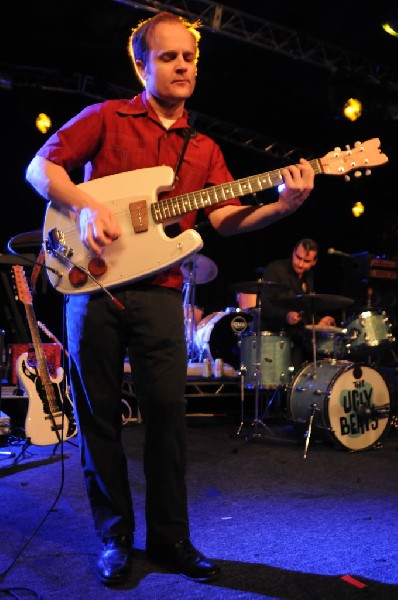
135, 59, 146, 81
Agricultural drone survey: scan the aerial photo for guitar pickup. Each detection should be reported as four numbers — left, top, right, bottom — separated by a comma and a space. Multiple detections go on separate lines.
129, 200, 148, 233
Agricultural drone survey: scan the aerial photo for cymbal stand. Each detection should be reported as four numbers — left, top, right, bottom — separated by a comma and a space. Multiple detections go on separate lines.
236, 362, 247, 437
182, 259, 199, 363
308, 297, 318, 374
303, 403, 319, 459
242, 290, 274, 441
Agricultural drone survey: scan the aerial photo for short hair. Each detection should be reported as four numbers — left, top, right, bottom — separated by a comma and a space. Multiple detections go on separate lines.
128, 11, 202, 87
294, 238, 319, 257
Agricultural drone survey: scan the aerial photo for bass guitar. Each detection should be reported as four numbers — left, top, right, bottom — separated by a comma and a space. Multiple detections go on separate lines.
43, 138, 388, 295
12, 265, 77, 446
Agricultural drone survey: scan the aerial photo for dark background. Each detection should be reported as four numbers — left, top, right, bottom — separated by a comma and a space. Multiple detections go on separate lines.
1, 0, 398, 345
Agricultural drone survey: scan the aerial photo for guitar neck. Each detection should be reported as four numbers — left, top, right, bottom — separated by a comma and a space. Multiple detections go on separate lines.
24, 304, 53, 388
151, 158, 322, 223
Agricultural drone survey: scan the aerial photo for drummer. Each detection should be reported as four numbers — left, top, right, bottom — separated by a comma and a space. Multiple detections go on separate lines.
238, 238, 336, 371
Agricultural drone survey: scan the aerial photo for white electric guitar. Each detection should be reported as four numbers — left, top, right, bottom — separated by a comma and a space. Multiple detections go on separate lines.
12, 265, 77, 446
43, 138, 388, 295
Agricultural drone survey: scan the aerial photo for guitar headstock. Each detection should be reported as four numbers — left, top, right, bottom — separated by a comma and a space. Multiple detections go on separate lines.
319, 138, 388, 178
12, 265, 33, 306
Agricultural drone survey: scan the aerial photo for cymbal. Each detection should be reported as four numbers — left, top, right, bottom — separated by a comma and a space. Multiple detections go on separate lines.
305, 324, 344, 334
229, 280, 290, 295
275, 293, 354, 311
181, 254, 218, 284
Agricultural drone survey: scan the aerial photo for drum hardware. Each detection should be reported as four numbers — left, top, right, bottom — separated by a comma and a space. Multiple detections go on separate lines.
303, 403, 319, 459
182, 254, 218, 363
236, 363, 247, 438
232, 280, 279, 441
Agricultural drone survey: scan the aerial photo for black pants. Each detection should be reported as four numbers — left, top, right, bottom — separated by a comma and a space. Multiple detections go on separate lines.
66, 285, 189, 546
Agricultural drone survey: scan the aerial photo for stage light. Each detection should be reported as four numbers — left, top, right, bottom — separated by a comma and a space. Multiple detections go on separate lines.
35, 112, 52, 134
352, 201, 365, 217
343, 98, 362, 121
382, 21, 398, 37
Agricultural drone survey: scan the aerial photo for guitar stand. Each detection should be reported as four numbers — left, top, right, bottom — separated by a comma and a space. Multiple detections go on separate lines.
12, 435, 78, 464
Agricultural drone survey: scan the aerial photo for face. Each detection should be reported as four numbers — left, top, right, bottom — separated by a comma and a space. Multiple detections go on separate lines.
137, 22, 197, 106
291, 244, 317, 277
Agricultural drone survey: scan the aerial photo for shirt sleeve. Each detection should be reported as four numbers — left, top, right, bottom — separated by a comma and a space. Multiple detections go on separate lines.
36, 103, 103, 173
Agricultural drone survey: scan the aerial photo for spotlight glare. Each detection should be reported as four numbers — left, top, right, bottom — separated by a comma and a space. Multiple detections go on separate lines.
382, 22, 398, 37
35, 112, 52, 134
352, 201, 365, 217
343, 98, 362, 122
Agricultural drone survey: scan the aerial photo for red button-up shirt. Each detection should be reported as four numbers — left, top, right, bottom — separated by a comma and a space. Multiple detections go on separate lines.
37, 91, 241, 290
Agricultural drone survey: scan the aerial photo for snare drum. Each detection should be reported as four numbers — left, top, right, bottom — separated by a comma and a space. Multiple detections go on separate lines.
195, 309, 253, 370
344, 309, 395, 356
240, 331, 293, 389
288, 360, 390, 451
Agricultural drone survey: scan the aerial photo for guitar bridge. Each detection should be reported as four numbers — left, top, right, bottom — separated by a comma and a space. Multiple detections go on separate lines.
46, 227, 73, 261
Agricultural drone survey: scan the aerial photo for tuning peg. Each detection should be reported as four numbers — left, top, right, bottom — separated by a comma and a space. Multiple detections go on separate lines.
344, 175, 351, 182
334, 147, 342, 153
365, 169, 372, 176
354, 171, 362, 178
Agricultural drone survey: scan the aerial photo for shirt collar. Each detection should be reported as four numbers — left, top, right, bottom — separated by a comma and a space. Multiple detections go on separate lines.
117, 91, 191, 129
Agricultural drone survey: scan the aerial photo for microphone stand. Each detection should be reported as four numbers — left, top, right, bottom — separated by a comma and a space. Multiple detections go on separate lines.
182, 258, 199, 363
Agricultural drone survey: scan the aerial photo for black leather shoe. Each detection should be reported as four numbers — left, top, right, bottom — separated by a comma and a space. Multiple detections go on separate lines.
97, 535, 133, 585
147, 539, 220, 582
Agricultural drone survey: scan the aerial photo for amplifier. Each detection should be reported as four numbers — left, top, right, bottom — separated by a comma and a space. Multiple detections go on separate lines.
7, 343, 62, 385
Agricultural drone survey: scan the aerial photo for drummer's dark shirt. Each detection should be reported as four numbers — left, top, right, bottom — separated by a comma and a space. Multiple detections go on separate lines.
259, 257, 315, 332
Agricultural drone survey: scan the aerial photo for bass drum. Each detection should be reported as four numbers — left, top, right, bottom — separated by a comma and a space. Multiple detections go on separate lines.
195, 309, 253, 370
287, 360, 391, 451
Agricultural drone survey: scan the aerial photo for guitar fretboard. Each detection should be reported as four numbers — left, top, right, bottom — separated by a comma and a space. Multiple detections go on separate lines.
151, 159, 321, 223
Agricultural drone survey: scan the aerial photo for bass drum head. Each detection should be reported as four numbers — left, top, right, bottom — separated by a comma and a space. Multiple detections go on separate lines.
196, 310, 253, 370
288, 360, 391, 451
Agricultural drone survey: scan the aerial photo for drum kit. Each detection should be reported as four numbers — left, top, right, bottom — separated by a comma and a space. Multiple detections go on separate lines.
183, 260, 394, 454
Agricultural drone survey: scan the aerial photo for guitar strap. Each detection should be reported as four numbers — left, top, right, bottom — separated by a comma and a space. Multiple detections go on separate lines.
30, 247, 46, 293
174, 127, 196, 182
165, 127, 196, 238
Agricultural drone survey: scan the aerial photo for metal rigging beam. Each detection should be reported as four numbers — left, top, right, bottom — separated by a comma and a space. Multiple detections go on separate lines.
112, 0, 398, 91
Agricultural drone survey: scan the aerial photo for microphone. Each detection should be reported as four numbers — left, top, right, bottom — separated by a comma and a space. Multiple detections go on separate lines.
328, 247, 353, 258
